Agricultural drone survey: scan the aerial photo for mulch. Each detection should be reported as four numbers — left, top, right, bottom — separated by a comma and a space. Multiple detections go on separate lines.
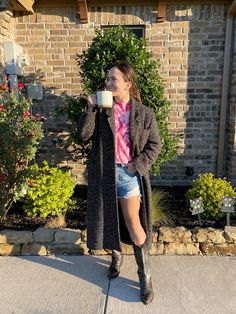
0, 186, 235, 231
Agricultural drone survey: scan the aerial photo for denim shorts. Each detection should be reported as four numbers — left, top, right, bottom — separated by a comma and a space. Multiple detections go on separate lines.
116, 163, 141, 199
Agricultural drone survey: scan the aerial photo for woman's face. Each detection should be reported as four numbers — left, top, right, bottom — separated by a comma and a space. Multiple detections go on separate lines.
107, 67, 131, 98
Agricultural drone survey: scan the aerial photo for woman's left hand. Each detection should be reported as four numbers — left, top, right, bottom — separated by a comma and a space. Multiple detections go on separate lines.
125, 162, 137, 174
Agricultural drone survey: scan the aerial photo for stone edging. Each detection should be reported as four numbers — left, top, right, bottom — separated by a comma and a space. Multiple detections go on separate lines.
0, 226, 236, 256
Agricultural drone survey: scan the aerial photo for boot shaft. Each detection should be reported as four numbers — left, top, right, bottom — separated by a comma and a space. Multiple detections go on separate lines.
132, 241, 154, 305
133, 241, 151, 277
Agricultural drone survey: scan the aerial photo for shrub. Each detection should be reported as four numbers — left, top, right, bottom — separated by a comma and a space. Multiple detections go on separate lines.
56, 26, 179, 174
152, 188, 173, 226
23, 161, 76, 219
0, 77, 43, 219
185, 173, 236, 220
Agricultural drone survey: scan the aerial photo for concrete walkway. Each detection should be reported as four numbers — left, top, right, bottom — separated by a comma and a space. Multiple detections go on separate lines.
0, 255, 235, 314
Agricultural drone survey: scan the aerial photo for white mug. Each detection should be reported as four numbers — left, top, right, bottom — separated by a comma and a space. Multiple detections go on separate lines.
96, 90, 113, 108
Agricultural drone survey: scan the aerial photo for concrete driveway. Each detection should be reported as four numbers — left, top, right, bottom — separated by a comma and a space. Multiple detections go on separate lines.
0, 255, 235, 314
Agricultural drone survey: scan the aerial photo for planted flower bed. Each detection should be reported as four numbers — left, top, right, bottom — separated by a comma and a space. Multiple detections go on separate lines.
1, 185, 236, 232
0, 185, 236, 256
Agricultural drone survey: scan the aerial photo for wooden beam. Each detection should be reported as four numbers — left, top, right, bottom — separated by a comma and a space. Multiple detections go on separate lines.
35, 0, 232, 7
77, 0, 88, 23
16, 0, 35, 13
157, 0, 167, 23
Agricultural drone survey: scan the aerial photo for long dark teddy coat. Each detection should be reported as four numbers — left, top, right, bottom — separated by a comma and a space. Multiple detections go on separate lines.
77, 98, 162, 251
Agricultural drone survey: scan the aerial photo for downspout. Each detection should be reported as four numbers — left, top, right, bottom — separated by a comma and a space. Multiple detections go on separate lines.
217, 0, 236, 177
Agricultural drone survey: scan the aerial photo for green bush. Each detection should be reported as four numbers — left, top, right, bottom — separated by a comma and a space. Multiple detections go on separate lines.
185, 173, 236, 220
152, 188, 173, 226
23, 161, 76, 219
56, 26, 179, 175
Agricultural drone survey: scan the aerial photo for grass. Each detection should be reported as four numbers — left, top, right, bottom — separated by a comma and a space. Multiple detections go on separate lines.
152, 188, 173, 228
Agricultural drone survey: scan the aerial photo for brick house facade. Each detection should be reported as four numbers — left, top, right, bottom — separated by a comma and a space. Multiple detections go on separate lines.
0, 0, 236, 186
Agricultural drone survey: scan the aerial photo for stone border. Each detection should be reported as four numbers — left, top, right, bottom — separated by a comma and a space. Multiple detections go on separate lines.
0, 226, 236, 256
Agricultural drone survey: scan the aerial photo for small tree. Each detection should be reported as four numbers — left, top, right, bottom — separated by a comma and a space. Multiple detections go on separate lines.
57, 26, 179, 174
0, 75, 43, 219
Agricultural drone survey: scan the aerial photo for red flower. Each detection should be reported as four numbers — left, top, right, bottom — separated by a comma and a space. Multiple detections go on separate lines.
23, 111, 30, 117
18, 82, 24, 89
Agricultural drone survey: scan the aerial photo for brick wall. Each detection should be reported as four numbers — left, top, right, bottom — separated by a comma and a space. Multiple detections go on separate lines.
1, 2, 235, 186
151, 4, 228, 185
0, 9, 13, 61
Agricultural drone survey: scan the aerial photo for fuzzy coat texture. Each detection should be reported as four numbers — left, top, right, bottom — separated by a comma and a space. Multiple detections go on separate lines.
77, 98, 162, 251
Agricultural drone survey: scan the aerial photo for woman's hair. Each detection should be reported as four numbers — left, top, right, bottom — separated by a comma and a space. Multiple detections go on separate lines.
108, 61, 141, 102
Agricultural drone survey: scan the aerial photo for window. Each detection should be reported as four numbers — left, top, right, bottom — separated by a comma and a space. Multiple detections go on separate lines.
101, 25, 145, 38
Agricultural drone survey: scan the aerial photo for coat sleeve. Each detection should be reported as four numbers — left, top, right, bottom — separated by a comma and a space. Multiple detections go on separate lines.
132, 111, 162, 176
77, 111, 97, 142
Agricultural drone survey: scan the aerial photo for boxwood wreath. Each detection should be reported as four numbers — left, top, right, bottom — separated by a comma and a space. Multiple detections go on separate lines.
56, 26, 179, 175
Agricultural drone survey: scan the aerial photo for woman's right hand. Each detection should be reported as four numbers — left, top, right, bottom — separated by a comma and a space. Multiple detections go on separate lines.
87, 95, 97, 112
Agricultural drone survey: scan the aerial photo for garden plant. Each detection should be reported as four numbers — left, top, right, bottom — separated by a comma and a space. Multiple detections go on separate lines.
56, 26, 179, 175
0, 68, 43, 219
185, 173, 236, 220
151, 188, 173, 227
23, 161, 76, 219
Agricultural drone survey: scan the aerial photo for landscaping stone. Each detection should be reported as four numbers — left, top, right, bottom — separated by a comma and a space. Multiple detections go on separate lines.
33, 227, 55, 243
0, 233, 6, 244
158, 227, 192, 243
79, 243, 89, 255
0, 230, 33, 244
0, 244, 21, 255
21, 244, 47, 256
53, 228, 81, 244
92, 248, 111, 255
121, 243, 133, 255
192, 227, 225, 244
81, 229, 87, 242
0, 225, 235, 256
149, 242, 164, 255
200, 243, 236, 256
152, 231, 158, 242
164, 242, 199, 255
47, 244, 86, 255
224, 226, 236, 243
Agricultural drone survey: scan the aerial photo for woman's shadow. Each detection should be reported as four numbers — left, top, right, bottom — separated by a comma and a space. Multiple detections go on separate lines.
18, 254, 140, 303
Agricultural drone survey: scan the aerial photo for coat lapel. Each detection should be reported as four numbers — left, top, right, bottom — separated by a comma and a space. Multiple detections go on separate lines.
129, 98, 141, 152
105, 107, 115, 136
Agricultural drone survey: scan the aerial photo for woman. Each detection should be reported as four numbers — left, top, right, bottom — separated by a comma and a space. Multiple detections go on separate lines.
77, 61, 162, 305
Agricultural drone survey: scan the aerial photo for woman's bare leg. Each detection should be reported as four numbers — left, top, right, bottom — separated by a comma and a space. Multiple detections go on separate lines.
119, 196, 146, 246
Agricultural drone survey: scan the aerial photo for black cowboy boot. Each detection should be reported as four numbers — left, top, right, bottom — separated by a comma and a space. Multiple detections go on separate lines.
133, 240, 154, 305
107, 250, 123, 279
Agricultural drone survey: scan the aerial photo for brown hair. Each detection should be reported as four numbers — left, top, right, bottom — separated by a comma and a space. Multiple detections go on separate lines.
109, 61, 141, 102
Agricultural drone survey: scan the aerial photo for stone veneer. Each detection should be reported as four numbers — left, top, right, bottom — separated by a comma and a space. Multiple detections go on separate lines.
0, 226, 236, 256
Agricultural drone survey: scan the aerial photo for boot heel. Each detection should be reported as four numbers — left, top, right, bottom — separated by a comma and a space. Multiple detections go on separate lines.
108, 250, 123, 279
